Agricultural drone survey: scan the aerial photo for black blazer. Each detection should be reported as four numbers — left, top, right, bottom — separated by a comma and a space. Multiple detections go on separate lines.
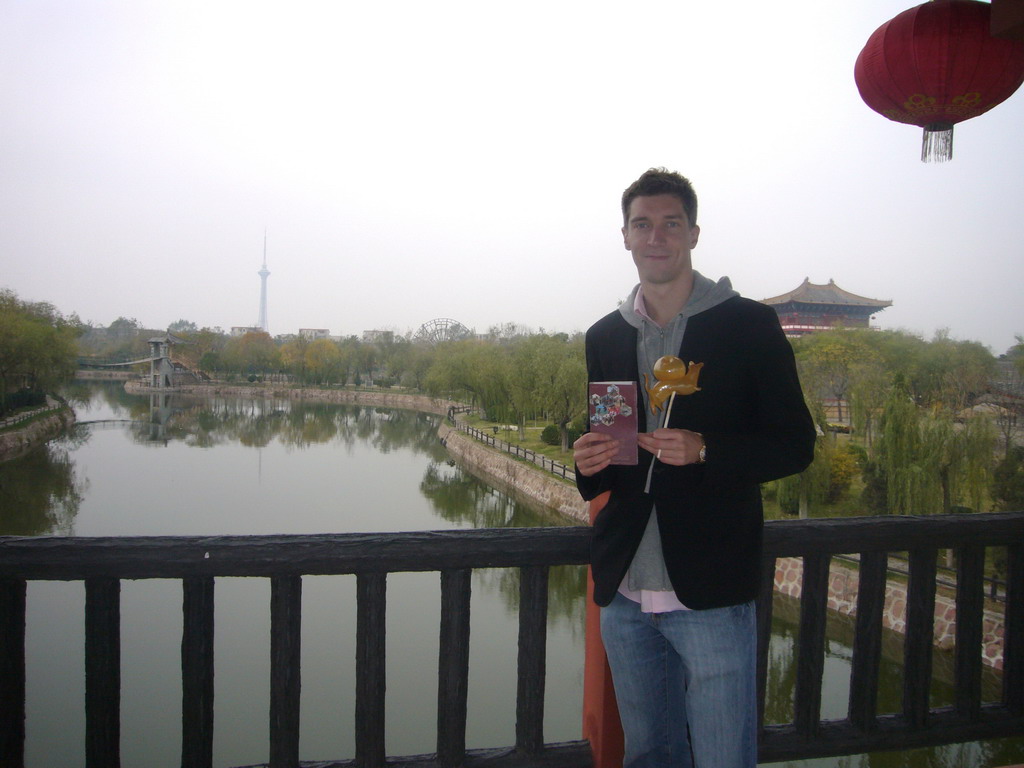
577, 296, 816, 609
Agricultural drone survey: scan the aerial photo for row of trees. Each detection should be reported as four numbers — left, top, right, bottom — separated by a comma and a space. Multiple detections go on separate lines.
0, 289, 80, 416
165, 325, 587, 450
783, 329, 1024, 517
6, 287, 1022, 516
167, 322, 1022, 515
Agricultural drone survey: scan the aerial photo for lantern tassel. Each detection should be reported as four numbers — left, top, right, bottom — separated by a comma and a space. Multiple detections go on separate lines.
922, 123, 954, 163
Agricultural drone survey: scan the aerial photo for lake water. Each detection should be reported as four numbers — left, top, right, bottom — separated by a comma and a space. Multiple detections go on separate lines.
1, 380, 1021, 768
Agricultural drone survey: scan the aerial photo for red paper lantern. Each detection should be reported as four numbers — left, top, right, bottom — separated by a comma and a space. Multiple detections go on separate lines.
855, 0, 1024, 162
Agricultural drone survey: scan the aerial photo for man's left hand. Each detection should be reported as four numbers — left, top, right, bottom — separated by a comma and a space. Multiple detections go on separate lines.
637, 428, 705, 466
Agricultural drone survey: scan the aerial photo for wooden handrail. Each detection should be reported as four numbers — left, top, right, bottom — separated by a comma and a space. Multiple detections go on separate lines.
1, 512, 1022, 767
580, 511, 1024, 765
0, 528, 591, 768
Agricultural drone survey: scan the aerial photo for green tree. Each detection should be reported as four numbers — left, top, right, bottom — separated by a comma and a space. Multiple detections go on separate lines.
505, 335, 547, 438
846, 356, 890, 453
424, 339, 509, 419
107, 316, 141, 338
993, 446, 1024, 512
775, 396, 830, 518
0, 289, 78, 411
876, 378, 996, 516
337, 336, 362, 386
400, 342, 436, 390
221, 332, 280, 378
913, 330, 996, 412
1008, 335, 1024, 376
795, 331, 875, 424
533, 334, 586, 451
877, 380, 928, 515
168, 319, 198, 334
305, 339, 344, 384
173, 327, 226, 374
279, 337, 310, 383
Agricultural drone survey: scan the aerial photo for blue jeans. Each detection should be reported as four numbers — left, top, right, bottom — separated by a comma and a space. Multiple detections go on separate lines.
599, 593, 758, 768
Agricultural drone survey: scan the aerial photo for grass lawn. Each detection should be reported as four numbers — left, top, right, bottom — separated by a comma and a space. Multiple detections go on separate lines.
459, 413, 577, 467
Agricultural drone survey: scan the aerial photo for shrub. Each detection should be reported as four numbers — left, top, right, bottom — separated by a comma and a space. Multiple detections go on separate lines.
827, 447, 860, 503
774, 474, 801, 515
993, 446, 1024, 512
844, 442, 868, 470
541, 424, 560, 445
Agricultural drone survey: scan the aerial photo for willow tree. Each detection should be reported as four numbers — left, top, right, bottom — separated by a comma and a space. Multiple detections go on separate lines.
876, 379, 996, 516
877, 381, 923, 515
505, 335, 545, 439
423, 339, 509, 420
530, 334, 586, 452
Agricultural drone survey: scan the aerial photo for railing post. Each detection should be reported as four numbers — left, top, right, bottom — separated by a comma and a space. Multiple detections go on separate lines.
582, 493, 623, 768
181, 577, 215, 768
954, 546, 985, 721
848, 551, 887, 731
904, 549, 938, 729
1006, 542, 1024, 715
356, 573, 387, 768
516, 565, 550, 755
437, 569, 471, 768
85, 577, 121, 768
0, 578, 26, 768
794, 553, 830, 738
755, 556, 776, 736
269, 575, 302, 768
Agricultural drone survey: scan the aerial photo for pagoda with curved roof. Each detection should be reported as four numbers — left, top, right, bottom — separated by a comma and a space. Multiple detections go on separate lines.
761, 278, 892, 337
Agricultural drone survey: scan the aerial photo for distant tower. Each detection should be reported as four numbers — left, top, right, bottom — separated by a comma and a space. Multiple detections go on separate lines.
257, 233, 270, 333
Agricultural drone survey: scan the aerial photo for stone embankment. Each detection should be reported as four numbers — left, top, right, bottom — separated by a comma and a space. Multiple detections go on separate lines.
127, 380, 456, 416
439, 422, 588, 524
775, 556, 1007, 671
0, 401, 76, 462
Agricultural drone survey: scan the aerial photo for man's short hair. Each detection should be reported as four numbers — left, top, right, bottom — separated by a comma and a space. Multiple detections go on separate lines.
621, 168, 698, 228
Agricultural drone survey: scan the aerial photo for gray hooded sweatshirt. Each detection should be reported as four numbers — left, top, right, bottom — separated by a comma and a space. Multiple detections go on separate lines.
617, 271, 739, 594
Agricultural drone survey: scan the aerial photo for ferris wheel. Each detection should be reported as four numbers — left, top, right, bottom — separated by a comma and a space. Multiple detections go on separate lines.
415, 318, 472, 344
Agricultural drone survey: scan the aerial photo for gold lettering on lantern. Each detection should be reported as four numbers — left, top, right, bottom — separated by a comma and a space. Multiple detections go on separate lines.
903, 93, 937, 112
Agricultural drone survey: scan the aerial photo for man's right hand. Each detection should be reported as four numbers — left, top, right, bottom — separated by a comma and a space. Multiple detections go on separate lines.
573, 432, 619, 477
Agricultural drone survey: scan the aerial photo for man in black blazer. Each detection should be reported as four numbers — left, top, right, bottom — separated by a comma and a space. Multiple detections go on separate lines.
574, 168, 815, 767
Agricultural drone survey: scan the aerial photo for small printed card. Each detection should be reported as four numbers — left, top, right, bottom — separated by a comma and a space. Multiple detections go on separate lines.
588, 381, 639, 465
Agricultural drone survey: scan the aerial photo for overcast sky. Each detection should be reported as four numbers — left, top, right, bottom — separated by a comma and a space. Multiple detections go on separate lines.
3, 1, 1022, 354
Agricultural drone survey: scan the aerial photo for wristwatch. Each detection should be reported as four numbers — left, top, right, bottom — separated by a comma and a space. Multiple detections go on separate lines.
697, 434, 706, 464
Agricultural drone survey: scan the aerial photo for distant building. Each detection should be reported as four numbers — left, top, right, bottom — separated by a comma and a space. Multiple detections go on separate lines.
362, 329, 394, 344
761, 278, 892, 337
299, 328, 331, 340
230, 326, 264, 337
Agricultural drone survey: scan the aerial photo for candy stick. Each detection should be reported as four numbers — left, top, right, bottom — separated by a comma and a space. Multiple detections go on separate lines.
662, 391, 677, 429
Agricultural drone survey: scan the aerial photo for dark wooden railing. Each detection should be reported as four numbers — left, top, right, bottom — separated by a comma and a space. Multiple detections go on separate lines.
754, 512, 1023, 762
1, 512, 1022, 768
0, 529, 592, 768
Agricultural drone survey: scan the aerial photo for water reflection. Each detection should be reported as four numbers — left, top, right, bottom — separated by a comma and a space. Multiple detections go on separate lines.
764, 592, 1020, 767
0, 434, 86, 535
